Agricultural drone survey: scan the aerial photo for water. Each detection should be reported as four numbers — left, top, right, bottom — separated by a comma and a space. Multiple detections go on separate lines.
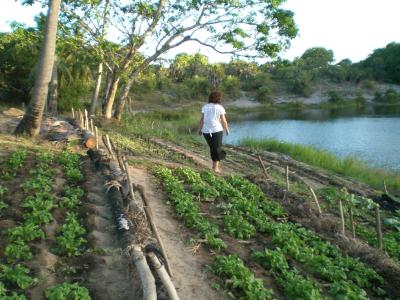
225, 107, 400, 170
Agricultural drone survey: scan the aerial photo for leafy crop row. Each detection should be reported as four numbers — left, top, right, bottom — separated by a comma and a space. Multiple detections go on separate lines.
181, 168, 387, 298
252, 248, 326, 300
154, 166, 226, 250
212, 255, 274, 300
1, 150, 27, 180
0, 152, 55, 298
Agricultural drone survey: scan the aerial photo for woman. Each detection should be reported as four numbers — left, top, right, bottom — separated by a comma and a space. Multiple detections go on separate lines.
197, 91, 230, 174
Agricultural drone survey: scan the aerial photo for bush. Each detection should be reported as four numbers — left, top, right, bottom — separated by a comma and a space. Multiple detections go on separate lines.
221, 75, 240, 98
327, 90, 344, 104
184, 76, 211, 98
257, 86, 273, 103
354, 93, 367, 106
362, 80, 376, 90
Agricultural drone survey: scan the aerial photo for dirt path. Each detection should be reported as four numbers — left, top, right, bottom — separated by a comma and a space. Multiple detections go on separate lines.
128, 166, 227, 300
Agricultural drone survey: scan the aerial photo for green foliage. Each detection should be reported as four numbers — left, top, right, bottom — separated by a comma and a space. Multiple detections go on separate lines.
256, 86, 273, 103
1, 150, 28, 180
212, 255, 274, 300
223, 213, 256, 239
220, 75, 240, 98
300, 47, 334, 69
0, 264, 35, 290
361, 42, 400, 83
4, 241, 33, 263
154, 166, 226, 250
60, 186, 84, 209
0, 25, 40, 103
373, 89, 400, 104
0, 186, 8, 212
45, 282, 91, 300
8, 223, 45, 242
327, 90, 345, 104
0, 282, 27, 300
56, 212, 87, 256
252, 248, 326, 300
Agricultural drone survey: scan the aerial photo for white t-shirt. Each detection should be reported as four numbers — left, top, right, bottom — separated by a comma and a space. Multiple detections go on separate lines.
201, 103, 226, 134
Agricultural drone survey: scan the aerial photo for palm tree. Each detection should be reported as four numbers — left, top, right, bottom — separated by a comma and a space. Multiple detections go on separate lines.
15, 0, 62, 136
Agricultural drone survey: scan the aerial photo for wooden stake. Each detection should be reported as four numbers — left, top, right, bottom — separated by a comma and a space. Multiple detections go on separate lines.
375, 206, 383, 250
105, 134, 115, 159
84, 109, 89, 130
148, 252, 179, 300
383, 181, 388, 194
136, 184, 173, 278
257, 155, 270, 181
72, 107, 75, 119
90, 119, 94, 134
348, 205, 356, 238
285, 165, 290, 191
339, 200, 345, 236
309, 186, 322, 216
94, 126, 99, 150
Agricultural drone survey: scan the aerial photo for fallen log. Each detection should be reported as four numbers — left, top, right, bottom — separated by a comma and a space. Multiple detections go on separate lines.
131, 246, 157, 300
148, 252, 180, 300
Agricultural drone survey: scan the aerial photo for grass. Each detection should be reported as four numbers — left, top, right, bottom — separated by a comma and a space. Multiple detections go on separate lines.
240, 138, 400, 192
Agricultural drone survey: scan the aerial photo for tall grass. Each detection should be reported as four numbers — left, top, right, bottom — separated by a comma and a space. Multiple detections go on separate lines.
103, 105, 203, 142
240, 138, 400, 192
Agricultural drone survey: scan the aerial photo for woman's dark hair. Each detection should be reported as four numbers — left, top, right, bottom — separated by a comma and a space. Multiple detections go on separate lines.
208, 91, 222, 104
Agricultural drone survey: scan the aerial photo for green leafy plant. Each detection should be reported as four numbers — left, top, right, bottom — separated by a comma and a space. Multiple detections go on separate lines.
212, 255, 274, 300
1, 150, 28, 180
60, 186, 84, 209
0, 264, 35, 289
154, 166, 226, 250
56, 213, 87, 256
8, 223, 45, 242
0, 281, 27, 300
4, 241, 33, 262
45, 282, 91, 300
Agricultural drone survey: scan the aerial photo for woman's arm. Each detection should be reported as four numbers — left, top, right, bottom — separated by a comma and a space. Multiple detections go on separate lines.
197, 114, 204, 135
221, 114, 230, 135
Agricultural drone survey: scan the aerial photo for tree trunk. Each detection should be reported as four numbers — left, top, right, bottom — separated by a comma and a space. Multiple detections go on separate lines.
89, 62, 103, 115
102, 71, 112, 114
103, 76, 120, 119
48, 57, 58, 115
113, 78, 133, 121
15, 0, 61, 136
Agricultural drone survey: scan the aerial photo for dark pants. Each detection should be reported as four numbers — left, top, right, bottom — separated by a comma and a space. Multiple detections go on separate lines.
203, 131, 225, 161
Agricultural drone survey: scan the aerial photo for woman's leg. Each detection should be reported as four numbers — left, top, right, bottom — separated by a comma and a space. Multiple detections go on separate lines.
204, 132, 222, 172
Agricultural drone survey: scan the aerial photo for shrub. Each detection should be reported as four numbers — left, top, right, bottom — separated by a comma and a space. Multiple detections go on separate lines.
221, 75, 240, 98
257, 86, 273, 103
327, 90, 344, 103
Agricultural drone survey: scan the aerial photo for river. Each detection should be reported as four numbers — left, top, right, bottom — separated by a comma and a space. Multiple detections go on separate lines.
225, 106, 400, 170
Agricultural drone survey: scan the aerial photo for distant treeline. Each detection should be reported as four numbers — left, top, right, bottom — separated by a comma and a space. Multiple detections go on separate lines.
1, 22, 400, 110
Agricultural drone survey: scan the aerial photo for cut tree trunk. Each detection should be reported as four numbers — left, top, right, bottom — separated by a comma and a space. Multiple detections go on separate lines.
83, 130, 96, 149
15, 0, 61, 136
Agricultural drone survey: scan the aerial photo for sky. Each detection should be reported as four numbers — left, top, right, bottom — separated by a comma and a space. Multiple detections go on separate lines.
1, 0, 399, 64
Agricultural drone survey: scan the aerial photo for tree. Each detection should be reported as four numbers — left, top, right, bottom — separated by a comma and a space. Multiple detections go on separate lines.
15, 0, 62, 136
86, 0, 298, 120
300, 47, 334, 70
